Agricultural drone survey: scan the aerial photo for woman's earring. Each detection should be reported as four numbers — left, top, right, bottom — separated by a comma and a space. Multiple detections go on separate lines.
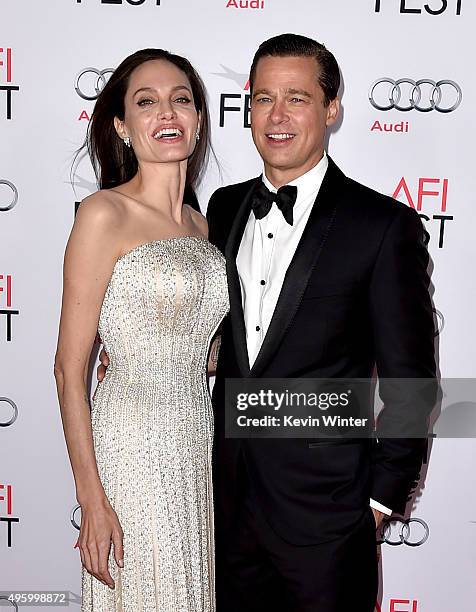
123, 137, 131, 148
195, 128, 200, 142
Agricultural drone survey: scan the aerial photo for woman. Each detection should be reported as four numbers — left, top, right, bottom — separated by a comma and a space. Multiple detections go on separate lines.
54, 49, 228, 611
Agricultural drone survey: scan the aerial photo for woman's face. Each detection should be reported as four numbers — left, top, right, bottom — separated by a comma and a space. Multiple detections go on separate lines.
115, 59, 200, 166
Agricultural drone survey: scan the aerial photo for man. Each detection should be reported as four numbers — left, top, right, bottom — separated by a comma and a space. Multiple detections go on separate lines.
206, 34, 436, 612
99, 33, 435, 612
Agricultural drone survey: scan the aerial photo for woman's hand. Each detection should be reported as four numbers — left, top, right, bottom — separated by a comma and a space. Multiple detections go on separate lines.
78, 498, 124, 589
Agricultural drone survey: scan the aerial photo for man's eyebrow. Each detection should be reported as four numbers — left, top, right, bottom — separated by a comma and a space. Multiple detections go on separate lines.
252, 88, 273, 98
132, 85, 192, 97
252, 87, 313, 98
286, 88, 312, 97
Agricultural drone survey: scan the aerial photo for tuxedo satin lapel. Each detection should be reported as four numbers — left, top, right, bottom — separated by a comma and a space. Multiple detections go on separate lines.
224, 178, 261, 377
249, 159, 344, 378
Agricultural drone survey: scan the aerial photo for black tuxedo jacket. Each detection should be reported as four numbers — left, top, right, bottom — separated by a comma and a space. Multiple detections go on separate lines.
207, 158, 436, 545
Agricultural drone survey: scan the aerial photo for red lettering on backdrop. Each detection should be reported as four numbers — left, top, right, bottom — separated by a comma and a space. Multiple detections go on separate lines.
417, 178, 439, 211
78, 110, 90, 121
7, 48, 11, 82
417, 178, 448, 211
441, 177, 448, 212
0, 48, 12, 82
0, 275, 12, 307
225, 0, 264, 9
0, 484, 13, 514
394, 178, 448, 212
370, 120, 409, 133
390, 600, 418, 612
393, 177, 415, 208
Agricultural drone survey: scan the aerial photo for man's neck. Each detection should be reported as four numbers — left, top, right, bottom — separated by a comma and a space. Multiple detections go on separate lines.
264, 151, 326, 189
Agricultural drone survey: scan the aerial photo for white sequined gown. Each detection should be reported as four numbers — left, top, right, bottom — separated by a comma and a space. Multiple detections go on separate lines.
81, 236, 228, 612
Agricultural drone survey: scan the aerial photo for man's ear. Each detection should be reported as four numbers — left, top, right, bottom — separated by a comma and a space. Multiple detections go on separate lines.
325, 98, 340, 127
114, 116, 128, 140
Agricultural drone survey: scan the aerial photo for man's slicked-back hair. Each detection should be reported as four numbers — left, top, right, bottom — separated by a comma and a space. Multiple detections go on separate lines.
249, 33, 340, 107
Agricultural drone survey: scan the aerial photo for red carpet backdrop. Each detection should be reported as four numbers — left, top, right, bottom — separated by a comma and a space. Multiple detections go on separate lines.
1, 1, 476, 610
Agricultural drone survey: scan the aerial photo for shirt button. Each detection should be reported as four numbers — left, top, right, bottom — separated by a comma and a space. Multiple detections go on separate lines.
260, 280, 266, 286
256, 326, 260, 332
267, 232, 274, 239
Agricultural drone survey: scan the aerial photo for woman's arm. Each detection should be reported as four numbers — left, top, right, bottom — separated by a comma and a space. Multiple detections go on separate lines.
54, 194, 123, 589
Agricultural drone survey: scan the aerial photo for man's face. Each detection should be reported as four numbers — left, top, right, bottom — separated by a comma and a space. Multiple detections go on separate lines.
250, 55, 339, 184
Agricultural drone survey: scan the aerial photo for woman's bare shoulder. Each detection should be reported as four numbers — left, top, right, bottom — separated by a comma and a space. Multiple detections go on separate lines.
185, 203, 208, 238
75, 189, 126, 229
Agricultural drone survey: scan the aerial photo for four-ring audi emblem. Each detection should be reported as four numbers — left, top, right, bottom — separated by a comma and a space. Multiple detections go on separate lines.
0, 397, 18, 427
377, 517, 429, 546
75, 67, 115, 101
0, 180, 18, 211
71, 504, 82, 530
0, 597, 18, 611
433, 308, 445, 336
369, 78, 462, 113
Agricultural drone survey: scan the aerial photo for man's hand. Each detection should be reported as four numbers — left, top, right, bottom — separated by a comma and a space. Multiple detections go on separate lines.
97, 348, 109, 382
371, 508, 385, 529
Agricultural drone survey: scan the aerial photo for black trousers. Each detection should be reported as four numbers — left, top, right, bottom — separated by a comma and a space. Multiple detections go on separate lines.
215, 487, 378, 612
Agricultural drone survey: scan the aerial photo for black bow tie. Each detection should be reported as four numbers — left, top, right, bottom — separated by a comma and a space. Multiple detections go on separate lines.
251, 181, 298, 226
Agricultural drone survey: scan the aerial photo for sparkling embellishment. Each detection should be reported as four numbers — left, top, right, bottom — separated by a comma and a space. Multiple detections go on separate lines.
81, 236, 229, 612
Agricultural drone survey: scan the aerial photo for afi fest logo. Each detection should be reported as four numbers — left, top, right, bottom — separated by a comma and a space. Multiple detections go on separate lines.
0, 47, 19, 120
374, 0, 462, 14
214, 66, 251, 128
0, 180, 18, 211
0, 484, 19, 548
393, 176, 453, 248
0, 274, 19, 341
375, 600, 419, 612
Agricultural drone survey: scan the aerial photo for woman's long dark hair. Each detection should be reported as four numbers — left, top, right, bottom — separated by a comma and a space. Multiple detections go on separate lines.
78, 48, 211, 206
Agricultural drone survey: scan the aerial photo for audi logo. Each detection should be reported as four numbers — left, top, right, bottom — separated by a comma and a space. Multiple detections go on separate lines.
433, 308, 445, 336
0, 180, 18, 211
75, 67, 115, 101
369, 78, 462, 113
0, 597, 18, 611
71, 504, 81, 530
0, 397, 18, 427
377, 517, 429, 546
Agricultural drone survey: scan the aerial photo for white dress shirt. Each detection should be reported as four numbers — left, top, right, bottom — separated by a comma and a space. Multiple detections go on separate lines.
237, 153, 328, 366
236, 151, 392, 517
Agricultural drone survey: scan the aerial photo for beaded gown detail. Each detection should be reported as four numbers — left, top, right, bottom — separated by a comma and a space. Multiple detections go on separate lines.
81, 236, 228, 612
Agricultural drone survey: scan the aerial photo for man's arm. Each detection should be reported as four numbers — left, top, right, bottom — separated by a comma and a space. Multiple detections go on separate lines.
368, 205, 437, 515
